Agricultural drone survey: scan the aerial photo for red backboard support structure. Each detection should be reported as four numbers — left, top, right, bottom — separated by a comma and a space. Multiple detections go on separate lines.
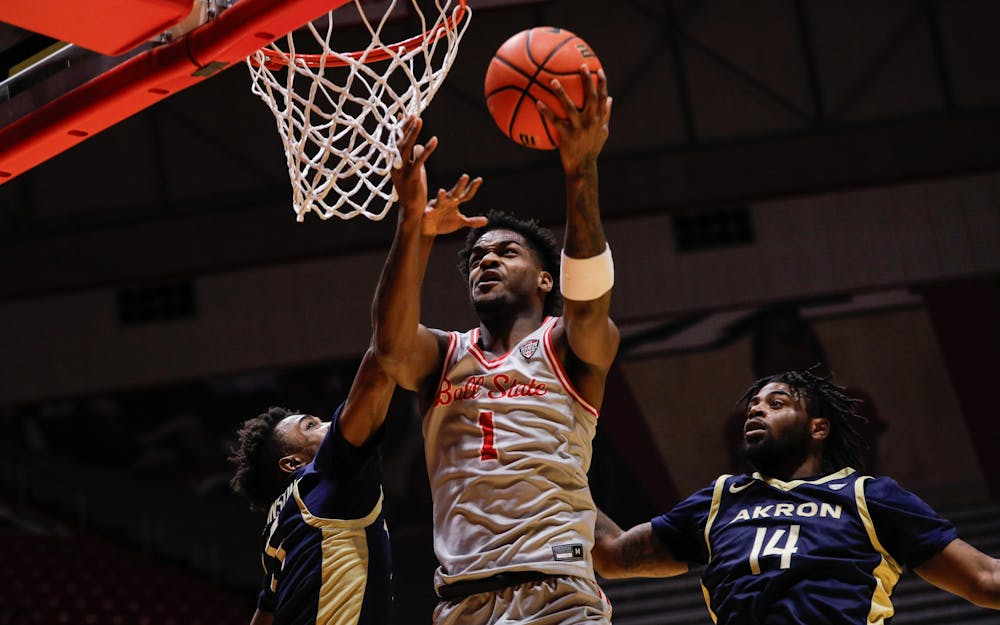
0, 0, 196, 56
0, 0, 352, 183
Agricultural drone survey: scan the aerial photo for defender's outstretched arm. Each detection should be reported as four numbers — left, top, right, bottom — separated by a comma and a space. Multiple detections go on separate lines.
916, 538, 1000, 609
372, 116, 483, 391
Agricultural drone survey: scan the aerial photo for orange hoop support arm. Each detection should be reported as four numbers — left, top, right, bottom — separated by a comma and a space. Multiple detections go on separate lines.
0, 0, 352, 183
0, 0, 196, 56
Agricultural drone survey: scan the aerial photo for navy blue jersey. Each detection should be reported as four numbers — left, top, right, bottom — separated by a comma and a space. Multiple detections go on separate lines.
257, 406, 391, 625
651, 468, 956, 625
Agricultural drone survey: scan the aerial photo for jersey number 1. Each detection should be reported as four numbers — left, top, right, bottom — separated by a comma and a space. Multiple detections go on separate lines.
478, 410, 498, 460
748, 525, 799, 574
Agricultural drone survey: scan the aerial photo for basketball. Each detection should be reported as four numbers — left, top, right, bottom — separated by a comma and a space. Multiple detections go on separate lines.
484, 27, 603, 150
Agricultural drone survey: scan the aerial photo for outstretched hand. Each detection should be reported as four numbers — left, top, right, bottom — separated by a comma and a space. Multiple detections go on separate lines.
391, 115, 486, 235
391, 115, 437, 217
536, 66, 612, 178
423, 174, 486, 236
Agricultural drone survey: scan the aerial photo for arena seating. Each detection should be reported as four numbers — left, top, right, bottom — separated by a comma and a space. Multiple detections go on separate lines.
2, 439, 997, 625
0, 531, 253, 625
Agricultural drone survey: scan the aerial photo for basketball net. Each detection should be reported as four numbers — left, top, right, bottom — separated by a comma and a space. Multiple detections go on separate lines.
247, 0, 470, 221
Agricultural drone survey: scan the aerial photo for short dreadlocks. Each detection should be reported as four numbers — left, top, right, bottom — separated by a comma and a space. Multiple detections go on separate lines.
457, 209, 563, 317
229, 406, 296, 511
739, 368, 869, 473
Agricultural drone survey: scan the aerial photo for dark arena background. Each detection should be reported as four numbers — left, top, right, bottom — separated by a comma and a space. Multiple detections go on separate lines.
1, 1, 999, 624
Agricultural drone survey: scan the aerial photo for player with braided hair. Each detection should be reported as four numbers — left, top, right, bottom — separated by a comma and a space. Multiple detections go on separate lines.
593, 369, 1000, 624
737, 367, 869, 476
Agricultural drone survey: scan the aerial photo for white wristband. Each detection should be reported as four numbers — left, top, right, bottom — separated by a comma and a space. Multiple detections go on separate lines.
560, 244, 614, 301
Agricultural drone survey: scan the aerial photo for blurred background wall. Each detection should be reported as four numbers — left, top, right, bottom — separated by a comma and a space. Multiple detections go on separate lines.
1, 1, 999, 624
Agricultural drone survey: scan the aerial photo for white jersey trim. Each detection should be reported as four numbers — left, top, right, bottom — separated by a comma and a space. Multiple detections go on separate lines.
541, 317, 600, 418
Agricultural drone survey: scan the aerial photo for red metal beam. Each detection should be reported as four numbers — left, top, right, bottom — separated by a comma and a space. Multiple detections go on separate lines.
0, 0, 195, 56
0, 0, 351, 183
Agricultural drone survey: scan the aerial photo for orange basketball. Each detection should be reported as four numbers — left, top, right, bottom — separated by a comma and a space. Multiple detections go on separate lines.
484, 27, 603, 150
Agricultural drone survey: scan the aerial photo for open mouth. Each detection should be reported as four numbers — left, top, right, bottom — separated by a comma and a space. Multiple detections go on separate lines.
744, 420, 767, 439
476, 270, 502, 289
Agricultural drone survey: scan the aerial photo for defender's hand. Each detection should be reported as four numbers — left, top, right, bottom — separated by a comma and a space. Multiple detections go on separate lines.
391, 115, 437, 218
422, 174, 487, 236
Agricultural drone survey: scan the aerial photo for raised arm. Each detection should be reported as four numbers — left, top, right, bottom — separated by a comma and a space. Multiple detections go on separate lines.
915, 538, 1000, 609
537, 68, 620, 402
593, 509, 688, 579
372, 116, 484, 391
336, 346, 396, 447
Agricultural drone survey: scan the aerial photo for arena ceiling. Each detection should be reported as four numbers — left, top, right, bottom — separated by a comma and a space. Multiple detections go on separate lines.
2, 0, 1000, 300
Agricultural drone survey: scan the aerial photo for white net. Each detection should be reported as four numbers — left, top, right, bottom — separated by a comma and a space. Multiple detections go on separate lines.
247, 0, 471, 221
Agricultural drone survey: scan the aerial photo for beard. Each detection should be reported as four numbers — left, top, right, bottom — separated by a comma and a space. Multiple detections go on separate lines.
743, 423, 812, 476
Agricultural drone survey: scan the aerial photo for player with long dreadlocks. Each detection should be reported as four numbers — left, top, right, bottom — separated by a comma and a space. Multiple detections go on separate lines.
592, 368, 1000, 624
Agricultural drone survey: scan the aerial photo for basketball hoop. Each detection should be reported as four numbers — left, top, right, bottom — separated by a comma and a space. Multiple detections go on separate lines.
247, 0, 470, 222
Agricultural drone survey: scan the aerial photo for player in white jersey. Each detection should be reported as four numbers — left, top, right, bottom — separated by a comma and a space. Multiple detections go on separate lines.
372, 66, 618, 625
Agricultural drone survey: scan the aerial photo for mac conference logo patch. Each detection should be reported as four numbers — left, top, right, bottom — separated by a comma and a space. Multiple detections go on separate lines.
519, 339, 540, 359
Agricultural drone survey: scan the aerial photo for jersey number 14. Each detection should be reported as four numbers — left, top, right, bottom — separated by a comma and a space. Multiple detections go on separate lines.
748, 525, 800, 574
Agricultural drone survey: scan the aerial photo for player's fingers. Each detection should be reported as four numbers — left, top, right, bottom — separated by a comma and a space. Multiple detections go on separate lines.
535, 99, 556, 124
399, 113, 417, 129
594, 68, 609, 117
549, 78, 579, 124
449, 173, 471, 196
397, 119, 418, 160
408, 117, 427, 155
394, 112, 411, 132
463, 177, 484, 200
462, 214, 489, 228
413, 136, 438, 167
400, 115, 419, 147
580, 65, 598, 111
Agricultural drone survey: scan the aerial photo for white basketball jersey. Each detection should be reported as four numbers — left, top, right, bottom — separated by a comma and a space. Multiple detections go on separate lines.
424, 316, 601, 591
